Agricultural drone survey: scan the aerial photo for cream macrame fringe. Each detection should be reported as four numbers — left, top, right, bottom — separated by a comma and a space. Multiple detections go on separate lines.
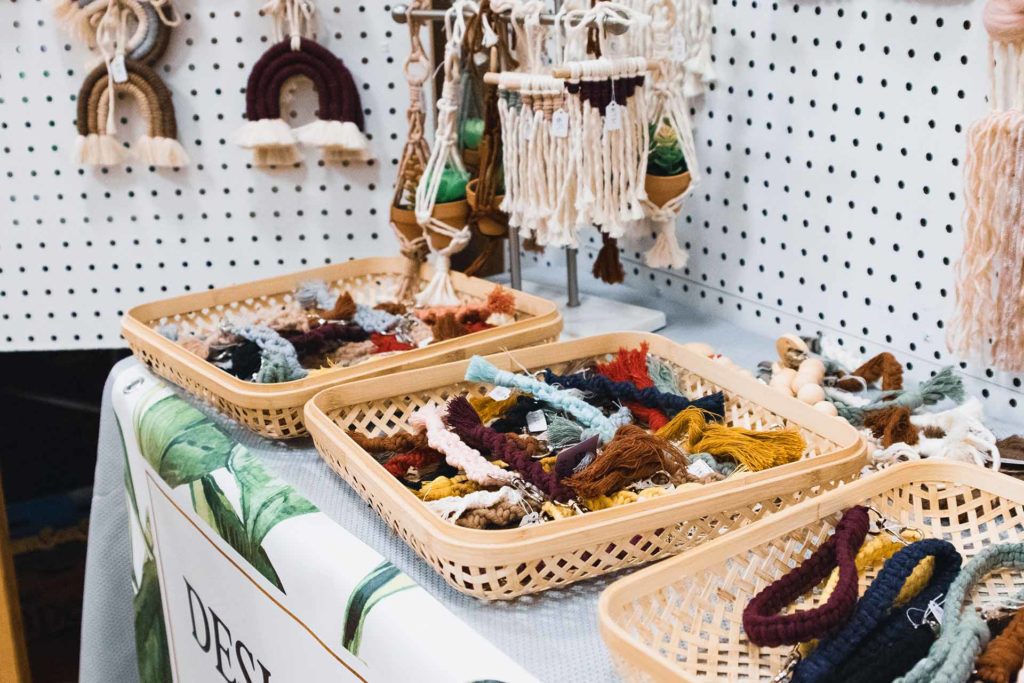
949, 40, 1024, 371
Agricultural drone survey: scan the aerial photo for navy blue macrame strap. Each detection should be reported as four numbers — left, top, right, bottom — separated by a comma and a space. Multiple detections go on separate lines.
541, 369, 725, 419
791, 538, 962, 683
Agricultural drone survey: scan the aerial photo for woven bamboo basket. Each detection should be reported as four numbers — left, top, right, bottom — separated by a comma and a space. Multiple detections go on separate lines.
122, 257, 561, 439
305, 332, 867, 601
599, 460, 1024, 682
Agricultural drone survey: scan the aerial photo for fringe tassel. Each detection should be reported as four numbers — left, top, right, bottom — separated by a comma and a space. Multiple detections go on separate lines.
645, 219, 689, 270
75, 134, 126, 166
592, 233, 625, 284
414, 256, 461, 307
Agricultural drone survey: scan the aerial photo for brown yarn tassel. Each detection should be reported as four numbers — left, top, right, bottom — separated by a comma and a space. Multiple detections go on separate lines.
375, 301, 408, 315
592, 233, 625, 284
346, 429, 428, 453
563, 425, 688, 499
323, 292, 357, 321
431, 312, 468, 341
976, 607, 1024, 683
522, 235, 546, 253
997, 435, 1024, 461
852, 352, 904, 391
922, 425, 947, 439
863, 405, 920, 448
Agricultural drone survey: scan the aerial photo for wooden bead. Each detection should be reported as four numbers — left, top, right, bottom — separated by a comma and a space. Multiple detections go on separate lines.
797, 383, 826, 405
798, 358, 826, 379
776, 334, 809, 370
813, 401, 839, 416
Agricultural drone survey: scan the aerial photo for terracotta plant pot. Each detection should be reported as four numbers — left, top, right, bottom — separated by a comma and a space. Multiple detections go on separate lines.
389, 204, 424, 244
645, 171, 692, 208
426, 199, 470, 250
465, 179, 508, 237
462, 147, 480, 173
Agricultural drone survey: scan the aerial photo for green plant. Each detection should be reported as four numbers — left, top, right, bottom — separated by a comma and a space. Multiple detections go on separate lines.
647, 120, 688, 177
436, 165, 470, 203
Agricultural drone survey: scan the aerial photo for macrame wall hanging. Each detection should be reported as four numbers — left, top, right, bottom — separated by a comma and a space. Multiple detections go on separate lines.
58, 0, 188, 167
493, 1, 652, 284
949, 0, 1024, 372
413, 0, 480, 307
233, 0, 371, 167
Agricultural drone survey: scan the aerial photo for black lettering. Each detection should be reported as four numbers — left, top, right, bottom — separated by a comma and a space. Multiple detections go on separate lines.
211, 609, 236, 683
236, 640, 256, 683
184, 579, 210, 652
258, 660, 271, 683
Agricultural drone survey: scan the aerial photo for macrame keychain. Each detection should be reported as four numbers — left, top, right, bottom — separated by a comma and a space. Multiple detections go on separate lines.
56, 0, 174, 63
948, 0, 1024, 371
72, 0, 188, 167
389, 0, 433, 302
413, 0, 480, 307
638, 0, 699, 269
233, 0, 371, 167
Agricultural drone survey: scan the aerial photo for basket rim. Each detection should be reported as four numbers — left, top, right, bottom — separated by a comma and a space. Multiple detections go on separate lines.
305, 331, 867, 561
596, 460, 1024, 683
120, 256, 561, 405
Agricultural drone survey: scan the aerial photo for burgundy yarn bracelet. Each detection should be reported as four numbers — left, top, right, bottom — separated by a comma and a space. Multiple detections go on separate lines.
742, 506, 871, 647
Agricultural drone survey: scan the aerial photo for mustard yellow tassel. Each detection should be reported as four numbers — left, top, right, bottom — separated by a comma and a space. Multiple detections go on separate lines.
469, 391, 521, 423
657, 407, 806, 471
416, 475, 480, 501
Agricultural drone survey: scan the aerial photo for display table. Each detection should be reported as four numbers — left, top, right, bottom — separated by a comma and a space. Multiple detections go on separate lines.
80, 295, 776, 683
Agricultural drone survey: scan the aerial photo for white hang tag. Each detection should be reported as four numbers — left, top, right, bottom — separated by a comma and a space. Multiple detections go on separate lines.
551, 109, 569, 138
672, 35, 688, 62
604, 101, 622, 131
687, 459, 715, 479
110, 55, 128, 83
526, 409, 547, 433
487, 386, 512, 401
925, 599, 944, 625
523, 115, 536, 141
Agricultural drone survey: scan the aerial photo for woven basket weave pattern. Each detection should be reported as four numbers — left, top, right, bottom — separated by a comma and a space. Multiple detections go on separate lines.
123, 258, 561, 439
601, 462, 1024, 682
308, 334, 866, 600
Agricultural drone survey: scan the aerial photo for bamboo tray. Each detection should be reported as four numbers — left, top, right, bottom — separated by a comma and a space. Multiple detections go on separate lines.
122, 257, 561, 439
304, 332, 867, 600
599, 460, 1024, 682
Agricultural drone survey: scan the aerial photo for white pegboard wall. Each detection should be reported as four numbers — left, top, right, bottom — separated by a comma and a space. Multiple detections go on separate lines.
529, 0, 1023, 426
0, 1, 408, 349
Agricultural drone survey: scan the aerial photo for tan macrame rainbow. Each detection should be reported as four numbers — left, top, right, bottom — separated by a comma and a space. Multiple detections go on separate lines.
949, 0, 1024, 371
75, 58, 188, 167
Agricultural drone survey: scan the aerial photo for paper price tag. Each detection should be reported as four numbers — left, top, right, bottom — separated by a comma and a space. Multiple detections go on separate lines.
110, 55, 128, 83
925, 600, 944, 625
672, 35, 688, 62
686, 459, 715, 479
551, 109, 569, 138
604, 101, 622, 131
523, 115, 536, 140
488, 386, 512, 401
526, 409, 547, 433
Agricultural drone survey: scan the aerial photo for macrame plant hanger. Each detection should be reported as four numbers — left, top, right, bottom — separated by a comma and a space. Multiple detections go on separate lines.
639, 0, 699, 269
389, 0, 434, 302
462, 0, 517, 277
949, 0, 1024, 371
414, 0, 480, 307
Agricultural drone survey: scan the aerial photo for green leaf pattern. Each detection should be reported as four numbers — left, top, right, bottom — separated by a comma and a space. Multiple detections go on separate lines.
342, 561, 415, 657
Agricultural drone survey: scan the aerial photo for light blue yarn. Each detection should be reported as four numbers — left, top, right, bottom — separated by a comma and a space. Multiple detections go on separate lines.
465, 356, 618, 443
647, 355, 681, 395
225, 322, 308, 383
295, 280, 335, 310
353, 305, 401, 334
546, 405, 633, 448
157, 323, 179, 341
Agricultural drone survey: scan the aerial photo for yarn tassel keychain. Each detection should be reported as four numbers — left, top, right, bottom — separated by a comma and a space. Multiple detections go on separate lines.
413, 0, 479, 307
949, 0, 1024, 371
639, 0, 700, 269
388, 0, 433, 301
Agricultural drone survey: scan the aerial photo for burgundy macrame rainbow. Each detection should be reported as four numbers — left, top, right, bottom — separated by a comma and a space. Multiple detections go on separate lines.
234, 38, 370, 166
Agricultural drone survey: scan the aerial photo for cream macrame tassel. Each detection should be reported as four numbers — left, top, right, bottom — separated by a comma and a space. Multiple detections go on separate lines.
414, 1, 480, 307
949, 4, 1024, 371
261, 0, 316, 50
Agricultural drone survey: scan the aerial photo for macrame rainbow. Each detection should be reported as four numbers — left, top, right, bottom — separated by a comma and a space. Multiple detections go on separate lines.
234, 38, 370, 167
75, 58, 188, 167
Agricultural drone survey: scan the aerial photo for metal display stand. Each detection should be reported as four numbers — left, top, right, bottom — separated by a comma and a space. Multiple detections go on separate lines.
391, 2, 667, 336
